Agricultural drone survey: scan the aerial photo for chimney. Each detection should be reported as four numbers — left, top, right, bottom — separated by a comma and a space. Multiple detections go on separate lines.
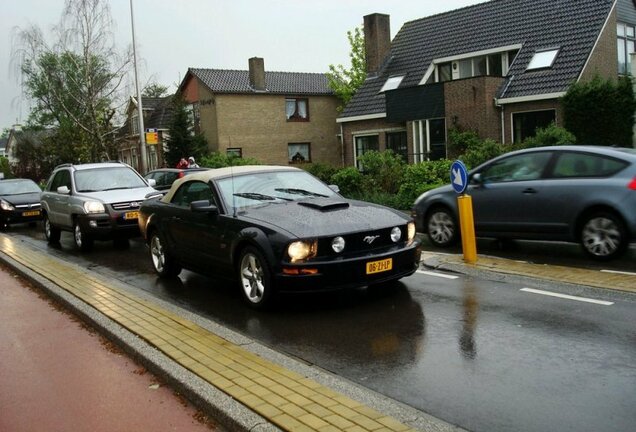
363, 13, 391, 75
249, 57, 266, 91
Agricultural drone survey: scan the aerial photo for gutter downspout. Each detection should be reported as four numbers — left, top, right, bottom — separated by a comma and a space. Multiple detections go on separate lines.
495, 75, 515, 145
339, 123, 345, 167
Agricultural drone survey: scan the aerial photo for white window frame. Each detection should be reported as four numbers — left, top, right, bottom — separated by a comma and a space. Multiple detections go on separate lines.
380, 75, 405, 92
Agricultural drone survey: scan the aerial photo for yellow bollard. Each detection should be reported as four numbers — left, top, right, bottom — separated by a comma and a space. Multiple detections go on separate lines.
457, 194, 477, 264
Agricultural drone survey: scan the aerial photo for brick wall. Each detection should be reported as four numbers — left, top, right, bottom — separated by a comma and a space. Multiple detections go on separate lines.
580, 7, 618, 82
444, 76, 505, 142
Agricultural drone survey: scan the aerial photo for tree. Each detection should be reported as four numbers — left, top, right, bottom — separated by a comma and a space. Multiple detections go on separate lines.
326, 26, 366, 111
12, 0, 131, 163
164, 96, 208, 167
142, 82, 169, 98
562, 76, 636, 146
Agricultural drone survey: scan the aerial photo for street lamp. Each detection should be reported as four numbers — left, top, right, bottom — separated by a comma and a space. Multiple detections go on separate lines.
130, 0, 147, 174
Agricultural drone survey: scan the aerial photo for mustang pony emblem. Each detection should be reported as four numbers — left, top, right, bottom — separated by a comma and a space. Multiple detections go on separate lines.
363, 235, 381, 244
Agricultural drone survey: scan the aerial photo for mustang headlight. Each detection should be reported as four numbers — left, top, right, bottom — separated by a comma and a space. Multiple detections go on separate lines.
0, 199, 15, 211
407, 221, 416, 242
83, 200, 105, 213
287, 240, 317, 263
390, 227, 402, 242
331, 236, 345, 253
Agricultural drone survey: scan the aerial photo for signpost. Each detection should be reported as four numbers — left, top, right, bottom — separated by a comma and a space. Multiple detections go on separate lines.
450, 160, 477, 264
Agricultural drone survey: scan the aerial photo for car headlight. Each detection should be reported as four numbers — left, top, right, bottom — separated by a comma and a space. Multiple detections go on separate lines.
390, 227, 402, 242
83, 201, 105, 213
331, 236, 345, 253
407, 222, 416, 242
287, 240, 317, 262
0, 199, 15, 211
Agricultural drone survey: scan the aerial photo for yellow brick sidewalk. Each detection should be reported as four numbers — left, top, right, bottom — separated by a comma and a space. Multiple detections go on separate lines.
0, 235, 417, 432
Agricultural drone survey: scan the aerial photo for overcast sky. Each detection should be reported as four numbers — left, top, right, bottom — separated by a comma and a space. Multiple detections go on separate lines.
0, 0, 486, 130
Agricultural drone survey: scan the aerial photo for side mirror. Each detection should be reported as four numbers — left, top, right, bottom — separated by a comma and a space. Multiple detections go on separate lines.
190, 199, 218, 215
146, 178, 157, 187
328, 184, 340, 194
471, 173, 483, 185
57, 186, 70, 195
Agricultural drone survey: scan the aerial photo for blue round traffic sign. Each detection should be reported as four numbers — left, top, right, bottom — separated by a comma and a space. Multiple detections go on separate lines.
450, 160, 469, 194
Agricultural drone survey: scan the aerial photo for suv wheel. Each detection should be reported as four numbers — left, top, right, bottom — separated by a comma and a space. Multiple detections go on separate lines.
580, 211, 627, 261
73, 220, 94, 252
44, 213, 61, 244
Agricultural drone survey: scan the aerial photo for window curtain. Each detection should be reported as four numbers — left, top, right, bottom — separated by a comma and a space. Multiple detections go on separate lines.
288, 143, 309, 162
297, 100, 307, 118
286, 100, 296, 119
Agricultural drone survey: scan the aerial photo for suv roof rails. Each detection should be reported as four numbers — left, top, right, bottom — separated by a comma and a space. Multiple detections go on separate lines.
54, 163, 73, 169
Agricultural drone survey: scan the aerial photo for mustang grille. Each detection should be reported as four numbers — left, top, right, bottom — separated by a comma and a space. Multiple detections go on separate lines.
317, 226, 404, 257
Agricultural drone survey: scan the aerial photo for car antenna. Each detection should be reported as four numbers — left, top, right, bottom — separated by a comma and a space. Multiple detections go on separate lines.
231, 163, 237, 218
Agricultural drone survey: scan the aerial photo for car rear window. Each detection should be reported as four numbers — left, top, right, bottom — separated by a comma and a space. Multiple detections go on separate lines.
551, 152, 629, 178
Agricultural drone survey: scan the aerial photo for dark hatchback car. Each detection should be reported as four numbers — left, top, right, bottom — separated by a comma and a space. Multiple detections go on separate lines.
139, 165, 421, 308
413, 146, 636, 260
0, 178, 43, 229
144, 167, 209, 191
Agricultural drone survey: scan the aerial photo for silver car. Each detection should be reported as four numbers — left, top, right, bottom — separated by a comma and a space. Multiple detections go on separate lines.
41, 162, 159, 251
412, 146, 636, 260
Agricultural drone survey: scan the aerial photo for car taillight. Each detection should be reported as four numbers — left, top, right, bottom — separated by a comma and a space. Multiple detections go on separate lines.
629, 176, 636, 190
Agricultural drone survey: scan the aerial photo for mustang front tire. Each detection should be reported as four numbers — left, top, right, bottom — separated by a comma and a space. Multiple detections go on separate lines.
238, 246, 273, 308
149, 232, 181, 278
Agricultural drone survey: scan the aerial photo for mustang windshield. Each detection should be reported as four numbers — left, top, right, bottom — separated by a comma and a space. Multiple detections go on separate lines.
218, 171, 338, 211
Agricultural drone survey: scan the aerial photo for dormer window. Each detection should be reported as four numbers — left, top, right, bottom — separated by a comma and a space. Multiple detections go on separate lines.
527, 49, 559, 70
380, 75, 404, 92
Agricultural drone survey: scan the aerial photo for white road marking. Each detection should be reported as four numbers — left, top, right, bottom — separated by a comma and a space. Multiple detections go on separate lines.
417, 270, 459, 280
600, 269, 636, 276
520, 288, 614, 306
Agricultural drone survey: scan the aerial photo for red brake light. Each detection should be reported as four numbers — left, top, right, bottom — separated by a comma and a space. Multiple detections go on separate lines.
629, 176, 636, 190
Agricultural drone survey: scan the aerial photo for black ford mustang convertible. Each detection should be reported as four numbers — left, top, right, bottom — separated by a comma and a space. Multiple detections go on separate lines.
138, 165, 421, 308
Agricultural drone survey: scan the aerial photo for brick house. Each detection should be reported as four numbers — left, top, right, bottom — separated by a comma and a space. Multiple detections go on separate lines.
338, 0, 633, 167
178, 58, 341, 166
118, 96, 174, 173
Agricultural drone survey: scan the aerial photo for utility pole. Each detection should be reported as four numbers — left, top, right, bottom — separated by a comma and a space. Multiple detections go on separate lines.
130, 0, 147, 173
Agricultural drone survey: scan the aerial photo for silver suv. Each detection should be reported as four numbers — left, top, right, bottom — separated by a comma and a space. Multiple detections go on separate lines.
41, 162, 159, 251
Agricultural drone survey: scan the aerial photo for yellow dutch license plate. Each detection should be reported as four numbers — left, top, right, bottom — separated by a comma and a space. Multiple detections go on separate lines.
22, 210, 41, 217
366, 258, 393, 275
124, 211, 139, 220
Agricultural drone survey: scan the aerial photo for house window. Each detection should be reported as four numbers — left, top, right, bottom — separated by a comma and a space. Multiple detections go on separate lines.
285, 98, 309, 121
227, 148, 242, 158
386, 131, 408, 162
412, 118, 447, 162
435, 49, 518, 82
527, 49, 559, 70
617, 22, 636, 74
288, 143, 311, 164
380, 76, 404, 92
512, 110, 556, 143
131, 147, 138, 170
354, 135, 379, 169
131, 112, 139, 135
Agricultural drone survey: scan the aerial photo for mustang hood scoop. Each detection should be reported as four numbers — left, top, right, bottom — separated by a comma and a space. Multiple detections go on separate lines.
297, 198, 350, 211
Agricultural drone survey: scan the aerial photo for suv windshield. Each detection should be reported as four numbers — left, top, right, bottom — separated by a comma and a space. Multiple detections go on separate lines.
74, 167, 148, 192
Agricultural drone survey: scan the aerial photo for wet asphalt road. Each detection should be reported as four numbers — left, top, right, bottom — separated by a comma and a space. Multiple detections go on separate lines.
5, 224, 636, 432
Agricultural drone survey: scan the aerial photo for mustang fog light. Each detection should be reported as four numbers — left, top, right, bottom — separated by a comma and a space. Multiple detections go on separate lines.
287, 240, 317, 262
390, 227, 402, 242
407, 222, 416, 242
89, 220, 98, 228
331, 236, 345, 253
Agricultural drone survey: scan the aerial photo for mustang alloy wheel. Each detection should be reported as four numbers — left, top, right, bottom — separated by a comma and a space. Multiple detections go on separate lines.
426, 207, 457, 247
73, 220, 93, 252
150, 232, 181, 278
238, 247, 273, 308
580, 212, 627, 260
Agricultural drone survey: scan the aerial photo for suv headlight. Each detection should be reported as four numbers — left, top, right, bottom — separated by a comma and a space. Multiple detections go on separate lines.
0, 199, 15, 211
83, 201, 105, 213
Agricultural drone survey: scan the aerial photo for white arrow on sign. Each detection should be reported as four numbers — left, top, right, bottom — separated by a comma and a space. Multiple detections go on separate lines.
452, 168, 464, 187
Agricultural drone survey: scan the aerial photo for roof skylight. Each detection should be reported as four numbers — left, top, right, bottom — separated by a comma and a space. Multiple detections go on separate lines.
380, 75, 404, 92
527, 49, 559, 70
